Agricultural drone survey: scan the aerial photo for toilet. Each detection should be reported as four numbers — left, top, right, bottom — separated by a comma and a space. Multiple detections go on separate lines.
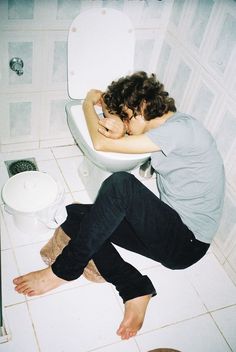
66, 8, 150, 201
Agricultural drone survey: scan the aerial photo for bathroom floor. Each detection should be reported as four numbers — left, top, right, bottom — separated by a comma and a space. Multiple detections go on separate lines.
0, 145, 236, 352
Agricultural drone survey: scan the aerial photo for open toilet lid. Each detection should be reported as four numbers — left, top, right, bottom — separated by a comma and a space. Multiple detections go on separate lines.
2, 171, 58, 213
67, 8, 135, 99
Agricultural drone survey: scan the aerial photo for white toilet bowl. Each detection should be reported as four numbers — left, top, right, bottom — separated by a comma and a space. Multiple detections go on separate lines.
66, 8, 150, 201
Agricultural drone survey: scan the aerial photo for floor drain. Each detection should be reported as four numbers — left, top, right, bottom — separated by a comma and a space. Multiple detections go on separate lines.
5, 158, 38, 177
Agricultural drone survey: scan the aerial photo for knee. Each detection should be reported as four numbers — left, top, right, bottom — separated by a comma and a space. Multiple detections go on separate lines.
101, 172, 135, 193
105, 171, 134, 186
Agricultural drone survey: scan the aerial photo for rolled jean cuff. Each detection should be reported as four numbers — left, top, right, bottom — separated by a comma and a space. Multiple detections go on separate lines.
120, 275, 157, 303
51, 260, 83, 281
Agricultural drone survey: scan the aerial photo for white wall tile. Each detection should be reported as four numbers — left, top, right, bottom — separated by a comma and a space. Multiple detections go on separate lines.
168, 55, 193, 109
186, 0, 215, 50
169, 0, 186, 29
155, 40, 171, 82
208, 12, 236, 75
40, 92, 71, 141
214, 191, 236, 258
214, 108, 236, 161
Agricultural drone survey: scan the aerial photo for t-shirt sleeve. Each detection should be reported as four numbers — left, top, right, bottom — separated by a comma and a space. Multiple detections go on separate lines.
146, 120, 190, 156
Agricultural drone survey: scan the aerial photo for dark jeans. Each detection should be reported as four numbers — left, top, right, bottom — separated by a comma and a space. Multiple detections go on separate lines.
52, 172, 209, 302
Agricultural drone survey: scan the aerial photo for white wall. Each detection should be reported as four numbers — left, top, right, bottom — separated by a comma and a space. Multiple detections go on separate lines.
0, 0, 172, 151
156, 0, 236, 283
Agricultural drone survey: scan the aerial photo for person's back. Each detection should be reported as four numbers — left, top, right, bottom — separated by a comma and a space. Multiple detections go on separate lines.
147, 112, 225, 244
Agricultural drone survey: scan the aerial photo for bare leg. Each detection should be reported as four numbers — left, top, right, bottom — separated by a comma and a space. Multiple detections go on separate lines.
13, 267, 67, 296
116, 294, 152, 340
40, 226, 105, 283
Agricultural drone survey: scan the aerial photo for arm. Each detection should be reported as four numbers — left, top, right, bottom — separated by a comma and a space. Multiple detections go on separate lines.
82, 90, 160, 154
99, 101, 127, 139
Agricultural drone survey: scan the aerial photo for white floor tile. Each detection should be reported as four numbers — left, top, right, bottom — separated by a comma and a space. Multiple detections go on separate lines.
212, 305, 236, 352
72, 190, 93, 204
94, 339, 140, 352
13, 241, 90, 299
136, 314, 231, 352
0, 209, 11, 250
114, 244, 161, 272
28, 284, 123, 352
1, 249, 26, 307
64, 192, 74, 205
136, 266, 206, 333
52, 145, 82, 158
57, 156, 85, 192
0, 303, 39, 352
37, 159, 69, 192
184, 253, 236, 311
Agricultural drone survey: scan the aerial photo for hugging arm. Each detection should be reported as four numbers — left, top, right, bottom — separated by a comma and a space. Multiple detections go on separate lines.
82, 89, 160, 154
99, 100, 128, 139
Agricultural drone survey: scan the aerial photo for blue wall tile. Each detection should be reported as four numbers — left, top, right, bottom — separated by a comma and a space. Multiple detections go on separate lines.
57, 0, 81, 20
52, 41, 67, 83
9, 102, 31, 137
8, 0, 34, 20
8, 42, 33, 84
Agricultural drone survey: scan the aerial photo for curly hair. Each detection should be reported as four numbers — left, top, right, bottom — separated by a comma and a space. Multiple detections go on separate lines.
103, 71, 176, 121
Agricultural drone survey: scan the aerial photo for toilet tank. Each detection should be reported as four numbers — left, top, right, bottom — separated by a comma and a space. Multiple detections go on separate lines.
67, 8, 135, 99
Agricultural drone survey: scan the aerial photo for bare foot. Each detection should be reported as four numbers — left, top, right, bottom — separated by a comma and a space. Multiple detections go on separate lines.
116, 294, 152, 340
13, 267, 67, 297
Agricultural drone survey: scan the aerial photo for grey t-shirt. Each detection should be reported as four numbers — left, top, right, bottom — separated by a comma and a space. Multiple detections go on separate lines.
146, 112, 225, 244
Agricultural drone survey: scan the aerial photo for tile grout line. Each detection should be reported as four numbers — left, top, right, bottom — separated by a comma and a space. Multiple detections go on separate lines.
51, 147, 86, 197
209, 310, 234, 352
25, 299, 42, 352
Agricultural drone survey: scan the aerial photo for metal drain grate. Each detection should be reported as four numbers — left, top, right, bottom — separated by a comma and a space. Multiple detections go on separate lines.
5, 158, 38, 177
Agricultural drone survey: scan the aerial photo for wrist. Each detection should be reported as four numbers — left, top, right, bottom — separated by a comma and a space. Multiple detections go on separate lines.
83, 99, 94, 108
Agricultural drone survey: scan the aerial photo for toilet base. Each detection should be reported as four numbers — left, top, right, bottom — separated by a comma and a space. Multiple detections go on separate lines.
78, 157, 112, 202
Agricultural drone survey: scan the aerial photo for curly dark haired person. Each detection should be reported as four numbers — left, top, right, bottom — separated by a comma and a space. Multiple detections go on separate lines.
13, 72, 225, 340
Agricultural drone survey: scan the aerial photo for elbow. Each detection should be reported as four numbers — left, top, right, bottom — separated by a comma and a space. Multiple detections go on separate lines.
92, 140, 105, 151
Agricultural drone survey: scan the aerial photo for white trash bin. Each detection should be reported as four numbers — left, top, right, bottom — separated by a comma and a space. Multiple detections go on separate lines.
1, 171, 67, 235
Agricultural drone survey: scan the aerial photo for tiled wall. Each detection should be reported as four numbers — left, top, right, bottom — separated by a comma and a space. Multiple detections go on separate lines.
155, 0, 236, 282
0, 0, 171, 151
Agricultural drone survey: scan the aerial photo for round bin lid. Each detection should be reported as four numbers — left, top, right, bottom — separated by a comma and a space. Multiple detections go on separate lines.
2, 171, 58, 213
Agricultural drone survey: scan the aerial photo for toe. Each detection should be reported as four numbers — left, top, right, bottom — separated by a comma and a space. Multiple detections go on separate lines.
13, 276, 23, 284
15, 283, 29, 294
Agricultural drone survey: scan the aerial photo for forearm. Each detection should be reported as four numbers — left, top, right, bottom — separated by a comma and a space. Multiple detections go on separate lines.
82, 99, 104, 150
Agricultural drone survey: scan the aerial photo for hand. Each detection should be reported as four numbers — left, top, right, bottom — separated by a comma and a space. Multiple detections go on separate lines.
98, 115, 127, 139
85, 89, 103, 105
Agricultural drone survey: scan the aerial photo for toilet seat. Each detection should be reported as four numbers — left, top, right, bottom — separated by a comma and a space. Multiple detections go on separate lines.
68, 8, 135, 100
